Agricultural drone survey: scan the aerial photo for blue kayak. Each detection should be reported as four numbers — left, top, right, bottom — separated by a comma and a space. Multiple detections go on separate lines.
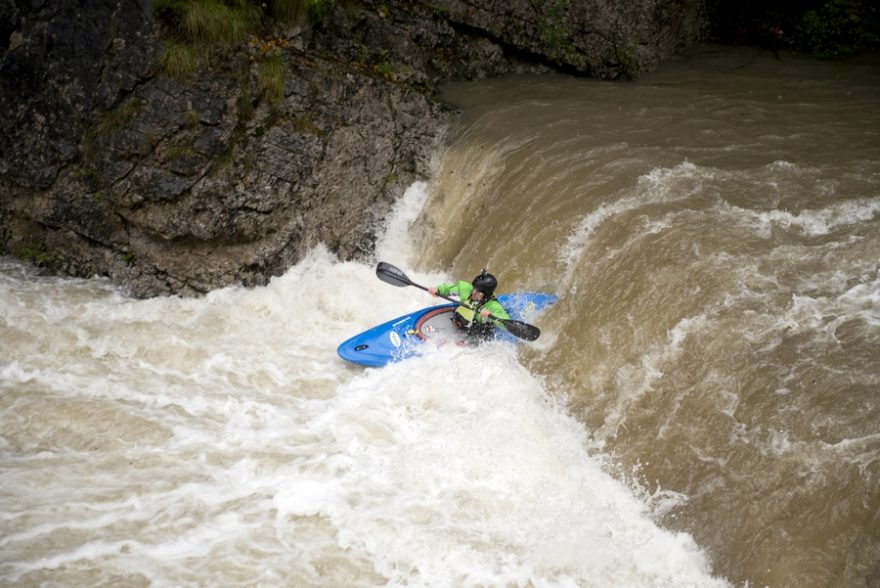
337, 292, 557, 368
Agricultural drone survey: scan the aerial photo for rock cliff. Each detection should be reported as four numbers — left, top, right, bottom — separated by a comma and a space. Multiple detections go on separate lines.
0, 0, 707, 296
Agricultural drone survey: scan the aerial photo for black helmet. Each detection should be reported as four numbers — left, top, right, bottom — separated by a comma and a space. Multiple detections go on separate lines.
472, 269, 497, 296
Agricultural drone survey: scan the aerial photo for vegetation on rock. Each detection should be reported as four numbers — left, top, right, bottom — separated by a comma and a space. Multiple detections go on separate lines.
710, 0, 879, 58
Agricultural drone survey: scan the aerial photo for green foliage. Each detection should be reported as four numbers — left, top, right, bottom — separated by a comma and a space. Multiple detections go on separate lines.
154, 0, 261, 77
258, 53, 286, 104
184, 0, 260, 45
540, 6, 568, 51
539, 0, 577, 65
155, 0, 259, 44
372, 59, 396, 80
305, 0, 335, 24
265, 0, 335, 24
791, 0, 879, 58
184, 108, 201, 128
160, 39, 200, 79
293, 113, 319, 134
164, 145, 195, 161
269, 0, 307, 23
18, 244, 50, 267
99, 98, 144, 134
613, 43, 637, 80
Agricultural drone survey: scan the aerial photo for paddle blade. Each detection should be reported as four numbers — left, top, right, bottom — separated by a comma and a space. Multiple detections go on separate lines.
500, 318, 541, 341
376, 262, 413, 288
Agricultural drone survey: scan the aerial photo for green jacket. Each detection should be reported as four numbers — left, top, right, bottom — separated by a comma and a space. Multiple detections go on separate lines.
436, 280, 510, 327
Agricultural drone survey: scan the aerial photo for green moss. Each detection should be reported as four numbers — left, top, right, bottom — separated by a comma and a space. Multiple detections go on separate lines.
98, 98, 144, 135
614, 43, 637, 80
164, 145, 195, 161
79, 130, 98, 164
305, 0, 334, 24
372, 59, 396, 80
293, 113, 319, 135
80, 97, 144, 164
539, 0, 574, 63
209, 145, 236, 176
18, 244, 50, 267
184, 108, 201, 129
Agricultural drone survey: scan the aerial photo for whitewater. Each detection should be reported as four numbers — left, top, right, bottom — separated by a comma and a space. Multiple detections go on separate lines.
0, 181, 727, 586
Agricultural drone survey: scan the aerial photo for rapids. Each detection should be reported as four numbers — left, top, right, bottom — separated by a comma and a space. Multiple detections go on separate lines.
416, 45, 880, 587
2, 45, 879, 587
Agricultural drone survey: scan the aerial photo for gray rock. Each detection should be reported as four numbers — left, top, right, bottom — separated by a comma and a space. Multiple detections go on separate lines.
0, 0, 707, 297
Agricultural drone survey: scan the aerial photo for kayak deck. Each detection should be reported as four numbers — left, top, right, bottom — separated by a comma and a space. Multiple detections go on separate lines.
337, 292, 556, 368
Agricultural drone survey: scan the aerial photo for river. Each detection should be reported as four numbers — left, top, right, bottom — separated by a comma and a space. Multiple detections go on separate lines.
2, 45, 878, 587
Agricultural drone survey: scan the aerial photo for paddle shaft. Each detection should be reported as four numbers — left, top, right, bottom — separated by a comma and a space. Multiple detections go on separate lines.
376, 262, 541, 341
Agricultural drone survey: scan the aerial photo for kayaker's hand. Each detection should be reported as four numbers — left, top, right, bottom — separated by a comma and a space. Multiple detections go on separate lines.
480, 308, 491, 318
428, 287, 437, 296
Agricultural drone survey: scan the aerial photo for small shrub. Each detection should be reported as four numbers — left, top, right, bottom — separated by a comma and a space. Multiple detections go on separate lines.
18, 244, 50, 267
540, 0, 574, 62
372, 60, 396, 80
306, 0, 335, 24
154, 0, 262, 77
791, 0, 879, 59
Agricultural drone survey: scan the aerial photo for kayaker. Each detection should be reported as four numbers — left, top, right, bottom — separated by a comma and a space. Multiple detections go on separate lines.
428, 270, 511, 340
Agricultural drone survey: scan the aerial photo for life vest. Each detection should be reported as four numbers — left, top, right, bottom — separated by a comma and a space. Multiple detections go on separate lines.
452, 296, 497, 336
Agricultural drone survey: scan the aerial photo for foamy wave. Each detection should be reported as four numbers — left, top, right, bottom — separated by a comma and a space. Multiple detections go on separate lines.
0, 246, 728, 587
558, 161, 712, 289
751, 197, 880, 237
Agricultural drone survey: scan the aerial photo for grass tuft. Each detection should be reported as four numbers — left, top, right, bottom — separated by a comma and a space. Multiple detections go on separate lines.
160, 40, 200, 79
258, 54, 286, 104
183, 0, 260, 45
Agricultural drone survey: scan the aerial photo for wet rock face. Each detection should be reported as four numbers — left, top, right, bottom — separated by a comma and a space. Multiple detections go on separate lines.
0, 0, 707, 297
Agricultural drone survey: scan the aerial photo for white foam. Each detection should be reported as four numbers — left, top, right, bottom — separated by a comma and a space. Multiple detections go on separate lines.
752, 197, 880, 236
0, 183, 728, 587
374, 181, 432, 266
558, 161, 712, 290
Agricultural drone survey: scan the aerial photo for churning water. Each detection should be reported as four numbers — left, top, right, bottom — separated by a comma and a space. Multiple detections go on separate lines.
2, 45, 879, 587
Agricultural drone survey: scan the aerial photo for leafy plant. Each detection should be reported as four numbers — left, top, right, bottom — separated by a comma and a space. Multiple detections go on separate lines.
539, 0, 574, 63
791, 0, 879, 58
18, 244, 50, 267
372, 59, 396, 80
305, 0, 335, 24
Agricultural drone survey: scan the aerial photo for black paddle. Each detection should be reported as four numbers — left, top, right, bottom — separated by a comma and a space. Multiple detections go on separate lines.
376, 261, 541, 341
